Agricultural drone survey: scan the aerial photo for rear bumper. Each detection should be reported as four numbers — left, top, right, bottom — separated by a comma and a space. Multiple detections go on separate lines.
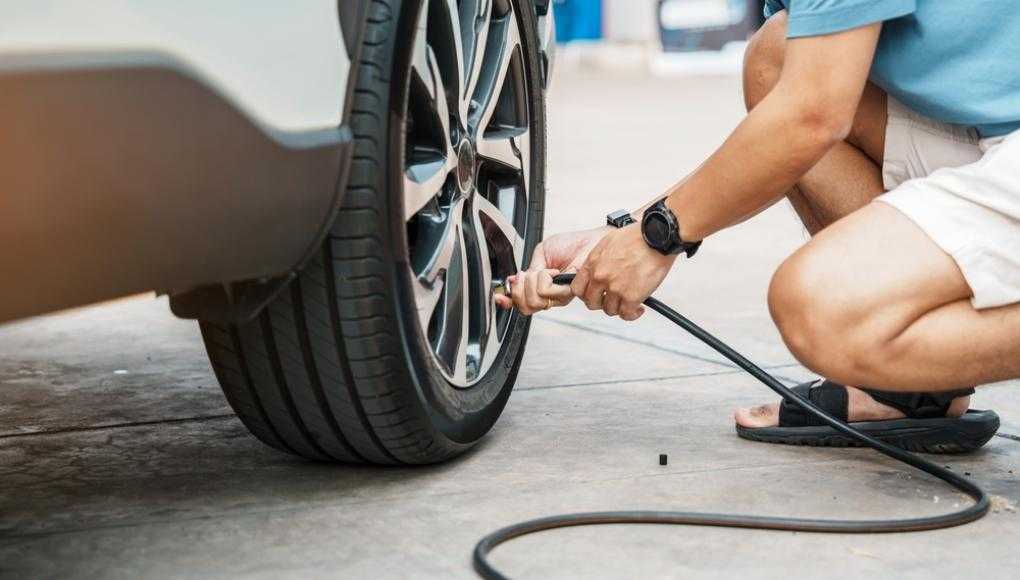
0, 53, 350, 323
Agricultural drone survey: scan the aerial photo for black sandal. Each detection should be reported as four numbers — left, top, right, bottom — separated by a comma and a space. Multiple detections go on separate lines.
736, 380, 999, 453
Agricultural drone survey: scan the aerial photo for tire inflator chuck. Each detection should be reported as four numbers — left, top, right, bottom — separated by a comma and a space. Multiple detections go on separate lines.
475, 272, 989, 580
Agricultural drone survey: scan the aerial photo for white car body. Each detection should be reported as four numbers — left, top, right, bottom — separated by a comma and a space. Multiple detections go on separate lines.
0, 1, 349, 135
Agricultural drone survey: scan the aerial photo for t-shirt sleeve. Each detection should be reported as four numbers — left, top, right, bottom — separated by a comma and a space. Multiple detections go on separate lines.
763, 0, 787, 19
782, 0, 916, 38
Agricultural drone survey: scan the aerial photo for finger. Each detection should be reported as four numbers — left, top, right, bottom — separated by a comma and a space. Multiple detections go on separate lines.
525, 272, 548, 312
494, 294, 512, 310
573, 239, 608, 309
537, 269, 573, 306
620, 304, 645, 321
570, 266, 590, 302
511, 272, 534, 315
583, 279, 607, 311
582, 265, 612, 310
603, 293, 621, 317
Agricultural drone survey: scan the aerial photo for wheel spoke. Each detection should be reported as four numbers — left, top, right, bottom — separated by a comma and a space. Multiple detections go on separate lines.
429, 225, 469, 381
406, 6, 457, 221
404, 157, 450, 221
475, 192, 524, 269
415, 199, 464, 286
461, 0, 493, 112
479, 298, 503, 378
477, 130, 525, 171
454, 226, 474, 383
430, 0, 469, 127
468, 199, 496, 362
437, 224, 472, 383
411, 39, 453, 148
469, 9, 522, 136
410, 3, 454, 151
411, 0, 432, 90
412, 199, 464, 330
413, 271, 445, 336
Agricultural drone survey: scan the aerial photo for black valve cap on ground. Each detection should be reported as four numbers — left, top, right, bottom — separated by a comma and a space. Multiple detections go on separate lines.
659, 454, 668, 466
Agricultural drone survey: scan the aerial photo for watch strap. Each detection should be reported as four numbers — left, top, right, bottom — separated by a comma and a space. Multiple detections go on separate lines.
682, 239, 702, 258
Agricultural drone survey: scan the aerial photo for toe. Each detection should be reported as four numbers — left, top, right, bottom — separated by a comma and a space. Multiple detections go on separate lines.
734, 403, 781, 428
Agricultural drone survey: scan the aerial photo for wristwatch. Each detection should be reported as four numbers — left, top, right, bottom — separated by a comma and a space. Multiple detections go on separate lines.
640, 199, 702, 258
606, 209, 635, 228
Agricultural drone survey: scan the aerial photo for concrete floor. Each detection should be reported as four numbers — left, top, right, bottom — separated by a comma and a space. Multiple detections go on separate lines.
2, 68, 1020, 579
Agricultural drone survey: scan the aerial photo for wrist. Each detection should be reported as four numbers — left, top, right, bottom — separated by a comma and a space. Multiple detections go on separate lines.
663, 195, 707, 242
641, 198, 703, 258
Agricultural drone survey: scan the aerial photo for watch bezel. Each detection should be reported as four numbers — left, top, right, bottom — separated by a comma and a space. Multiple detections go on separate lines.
641, 210, 674, 252
640, 199, 701, 257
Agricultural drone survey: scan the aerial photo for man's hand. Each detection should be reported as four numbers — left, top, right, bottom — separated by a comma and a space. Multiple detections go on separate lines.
495, 226, 611, 315
571, 224, 676, 321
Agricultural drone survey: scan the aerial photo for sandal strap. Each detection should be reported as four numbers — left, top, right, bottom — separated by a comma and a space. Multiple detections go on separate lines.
778, 380, 849, 427
860, 387, 975, 419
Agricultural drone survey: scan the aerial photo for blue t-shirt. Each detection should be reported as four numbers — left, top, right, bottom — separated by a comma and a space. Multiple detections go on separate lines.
764, 0, 1020, 137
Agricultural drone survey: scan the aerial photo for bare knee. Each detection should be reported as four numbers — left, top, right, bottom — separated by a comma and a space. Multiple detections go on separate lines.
742, 11, 788, 111
769, 254, 824, 370
768, 249, 893, 384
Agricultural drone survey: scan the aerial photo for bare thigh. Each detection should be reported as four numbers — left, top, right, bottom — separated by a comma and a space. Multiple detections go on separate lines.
786, 201, 970, 330
772, 201, 1020, 388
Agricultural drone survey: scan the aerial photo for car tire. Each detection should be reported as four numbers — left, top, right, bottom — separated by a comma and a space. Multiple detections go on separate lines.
200, 0, 546, 464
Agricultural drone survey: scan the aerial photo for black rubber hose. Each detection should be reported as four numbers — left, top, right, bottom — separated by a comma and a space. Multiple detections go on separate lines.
473, 272, 988, 579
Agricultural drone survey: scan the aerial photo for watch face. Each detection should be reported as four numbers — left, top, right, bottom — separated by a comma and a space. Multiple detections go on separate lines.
644, 212, 670, 249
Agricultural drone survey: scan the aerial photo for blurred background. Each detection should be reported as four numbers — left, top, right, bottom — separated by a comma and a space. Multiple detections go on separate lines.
554, 0, 766, 74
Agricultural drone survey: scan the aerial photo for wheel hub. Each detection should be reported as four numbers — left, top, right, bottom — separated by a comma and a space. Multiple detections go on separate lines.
456, 140, 477, 194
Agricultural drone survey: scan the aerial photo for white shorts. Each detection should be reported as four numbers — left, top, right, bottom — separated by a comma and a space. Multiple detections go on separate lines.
877, 97, 1020, 309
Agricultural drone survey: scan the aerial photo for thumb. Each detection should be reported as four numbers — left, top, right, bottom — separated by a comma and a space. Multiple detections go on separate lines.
537, 268, 573, 306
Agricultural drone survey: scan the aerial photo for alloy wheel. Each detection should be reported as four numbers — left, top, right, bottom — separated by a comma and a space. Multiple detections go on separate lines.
403, 0, 531, 387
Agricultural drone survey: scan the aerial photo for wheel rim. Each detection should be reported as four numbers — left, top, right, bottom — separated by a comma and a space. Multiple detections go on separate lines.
403, 0, 531, 388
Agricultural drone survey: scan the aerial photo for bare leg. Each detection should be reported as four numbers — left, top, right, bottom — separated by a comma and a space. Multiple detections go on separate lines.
771, 203, 1020, 389
735, 13, 974, 428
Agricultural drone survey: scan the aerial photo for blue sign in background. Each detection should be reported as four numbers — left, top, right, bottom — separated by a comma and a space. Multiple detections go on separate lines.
553, 0, 603, 42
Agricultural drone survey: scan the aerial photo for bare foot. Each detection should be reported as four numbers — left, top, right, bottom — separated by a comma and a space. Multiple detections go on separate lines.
733, 385, 970, 428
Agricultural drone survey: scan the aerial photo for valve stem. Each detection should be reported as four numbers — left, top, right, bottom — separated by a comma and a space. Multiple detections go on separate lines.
492, 278, 511, 297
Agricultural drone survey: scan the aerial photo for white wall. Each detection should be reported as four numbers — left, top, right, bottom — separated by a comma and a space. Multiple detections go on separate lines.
603, 0, 659, 42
